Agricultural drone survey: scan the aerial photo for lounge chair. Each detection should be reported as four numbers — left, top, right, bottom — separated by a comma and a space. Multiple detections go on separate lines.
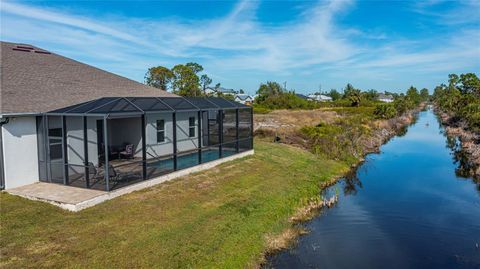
87, 162, 100, 180
119, 144, 134, 159
107, 164, 142, 183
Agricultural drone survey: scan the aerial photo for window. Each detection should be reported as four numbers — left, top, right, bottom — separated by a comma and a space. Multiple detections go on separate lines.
156, 120, 165, 143
48, 127, 63, 161
189, 117, 195, 138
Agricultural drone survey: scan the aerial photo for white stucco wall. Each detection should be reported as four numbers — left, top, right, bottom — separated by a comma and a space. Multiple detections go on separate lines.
66, 117, 84, 168
87, 117, 100, 166
146, 113, 174, 158
176, 112, 199, 152
2, 116, 39, 189
145, 112, 199, 158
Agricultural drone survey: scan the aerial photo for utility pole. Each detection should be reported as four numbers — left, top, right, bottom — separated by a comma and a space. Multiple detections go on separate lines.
284, 81, 287, 91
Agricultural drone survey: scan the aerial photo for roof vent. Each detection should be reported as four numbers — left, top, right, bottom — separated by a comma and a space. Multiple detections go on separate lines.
34, 50, 51, 54
11, 45, 51, 54
17, 45, 34, 50
12, 47, 31, 52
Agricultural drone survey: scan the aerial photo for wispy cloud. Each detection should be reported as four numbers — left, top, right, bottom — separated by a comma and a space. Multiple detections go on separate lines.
1, 0, 479, 92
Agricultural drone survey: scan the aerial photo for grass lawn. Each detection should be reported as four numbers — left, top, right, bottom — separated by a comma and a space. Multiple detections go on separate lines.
0, 141, 348, 268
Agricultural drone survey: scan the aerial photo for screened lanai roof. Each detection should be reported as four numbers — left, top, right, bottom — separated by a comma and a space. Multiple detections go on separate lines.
46, 97, 249, 117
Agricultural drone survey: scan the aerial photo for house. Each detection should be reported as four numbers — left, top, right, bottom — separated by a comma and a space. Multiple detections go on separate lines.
204, 87, 217, 96
205, 87, 237, 96
307, 94, 332, 102
216, 87, 237, 95
378, 93, 394, 103
295, 93, 309, 100
234, 94, 254, 105
0, 41, 253, 194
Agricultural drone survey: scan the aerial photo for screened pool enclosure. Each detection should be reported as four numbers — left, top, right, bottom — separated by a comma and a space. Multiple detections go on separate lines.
37, 97, 253, 191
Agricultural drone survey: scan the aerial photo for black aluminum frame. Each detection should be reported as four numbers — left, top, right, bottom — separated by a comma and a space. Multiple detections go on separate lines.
40, 97, 253, 191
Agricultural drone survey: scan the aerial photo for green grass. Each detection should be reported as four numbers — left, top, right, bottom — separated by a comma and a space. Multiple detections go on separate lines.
0, 141, 348, 269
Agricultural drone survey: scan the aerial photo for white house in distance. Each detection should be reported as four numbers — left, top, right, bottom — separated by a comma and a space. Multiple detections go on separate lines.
205, 86, 237, 96
234, 94, 254, 105
378, 93, 394, 103
308, 94, 333, 102
0, 41, 253, 193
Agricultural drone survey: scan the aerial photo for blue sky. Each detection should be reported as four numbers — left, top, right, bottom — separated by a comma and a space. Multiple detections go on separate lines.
1, 0, 479, 94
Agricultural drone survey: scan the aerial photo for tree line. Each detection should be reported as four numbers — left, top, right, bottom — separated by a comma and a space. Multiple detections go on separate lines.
433, 73, 480, 131
372, 86, 427, 119
254, 81, 429, 114
145, 63, 220, 96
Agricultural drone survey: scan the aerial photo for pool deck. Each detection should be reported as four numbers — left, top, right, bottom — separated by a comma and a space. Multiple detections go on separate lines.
5, 150, 254, 212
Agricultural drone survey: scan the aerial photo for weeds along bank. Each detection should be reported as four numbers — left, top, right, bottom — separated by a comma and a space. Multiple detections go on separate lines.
433, 73, 480, 180
436, 109, 480, 179
255, 105, 423, 166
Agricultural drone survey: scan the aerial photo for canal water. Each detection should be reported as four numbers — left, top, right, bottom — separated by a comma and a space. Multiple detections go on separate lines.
267, 109, 480, 269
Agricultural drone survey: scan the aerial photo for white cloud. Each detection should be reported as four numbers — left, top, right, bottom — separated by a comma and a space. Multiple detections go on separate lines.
0, 0, 479, 92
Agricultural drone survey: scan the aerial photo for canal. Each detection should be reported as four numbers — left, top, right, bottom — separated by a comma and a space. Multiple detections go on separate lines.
267, 109, 480, 269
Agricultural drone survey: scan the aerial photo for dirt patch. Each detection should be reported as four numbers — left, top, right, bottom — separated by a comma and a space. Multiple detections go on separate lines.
255, 106, 421, 159
254, 109, 338, 135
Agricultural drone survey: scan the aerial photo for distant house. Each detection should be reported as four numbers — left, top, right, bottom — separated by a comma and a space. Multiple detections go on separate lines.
234, 94, 254, 105
204, 87, 217, 95
378, 93, 394, 103
205, 87, 237, 96
307, 94, 332, 102
217, 87, 237, 95
296, 93, 309, 100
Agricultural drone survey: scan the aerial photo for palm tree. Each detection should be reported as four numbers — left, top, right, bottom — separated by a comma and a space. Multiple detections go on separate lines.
348, 89, 362, 107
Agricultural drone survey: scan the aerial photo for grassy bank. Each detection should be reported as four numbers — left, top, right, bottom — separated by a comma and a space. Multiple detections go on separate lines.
255, 105, 419, 166
0, 141, 348, 268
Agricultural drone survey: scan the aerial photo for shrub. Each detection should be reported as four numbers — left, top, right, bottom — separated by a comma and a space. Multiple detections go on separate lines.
256, 92, 320, 110
300, 117, 371, 164
393, 97, 415, 115
374, 104, 397, 119
252, 105, 272, 114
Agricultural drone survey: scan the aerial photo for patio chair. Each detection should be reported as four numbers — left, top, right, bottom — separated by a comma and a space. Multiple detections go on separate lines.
107, 164, 121, 183
87, 162, 105, 188
119, 144, 134, 159
107, 164, 142, 184
87, 162, 100, 180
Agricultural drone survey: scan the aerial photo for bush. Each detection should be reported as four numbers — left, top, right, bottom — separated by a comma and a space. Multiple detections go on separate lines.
393, 97, 415, 115
252, 105, 272, 114
467, 112, 480, 132
300, 116, 371, 164
256, 92, 320, 110
433, 73, 480, 132
374, 104, 397, 119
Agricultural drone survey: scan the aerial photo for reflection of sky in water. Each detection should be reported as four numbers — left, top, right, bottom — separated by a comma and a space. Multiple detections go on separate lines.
268, 110, 480, 269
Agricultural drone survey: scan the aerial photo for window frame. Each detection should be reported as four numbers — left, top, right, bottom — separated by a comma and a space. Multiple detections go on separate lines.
156, 119, 165, 143
188, 116, 195, 138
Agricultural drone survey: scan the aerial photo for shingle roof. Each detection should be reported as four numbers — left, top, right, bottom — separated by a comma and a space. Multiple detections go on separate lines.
235, 94, 253, 101
0, 41, 176, 114
378, 93, 394, 99
217, 87, 236, 94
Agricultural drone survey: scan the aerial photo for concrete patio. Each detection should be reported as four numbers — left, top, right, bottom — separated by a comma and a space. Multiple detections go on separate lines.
6, 182, 106, 211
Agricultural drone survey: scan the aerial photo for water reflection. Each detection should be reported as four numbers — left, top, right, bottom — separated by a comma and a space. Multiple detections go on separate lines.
439, 120, 480, 194
342, 168, 363, 196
